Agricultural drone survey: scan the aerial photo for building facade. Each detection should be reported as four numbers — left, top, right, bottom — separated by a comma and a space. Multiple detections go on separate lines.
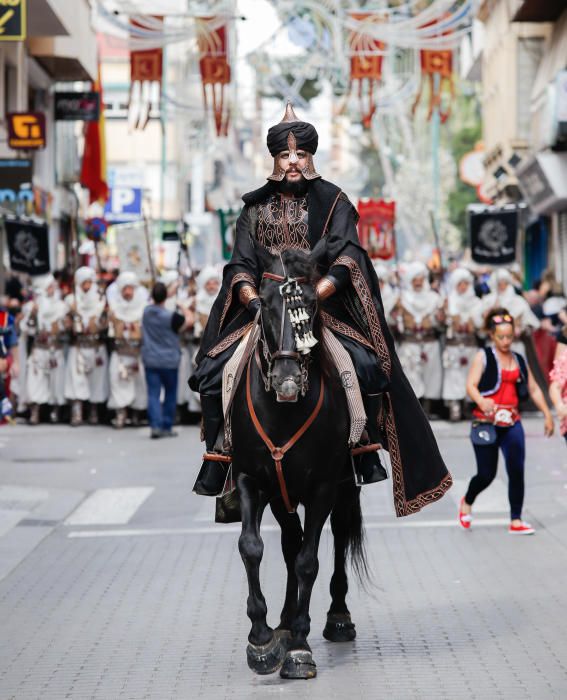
0, 0, 97, 289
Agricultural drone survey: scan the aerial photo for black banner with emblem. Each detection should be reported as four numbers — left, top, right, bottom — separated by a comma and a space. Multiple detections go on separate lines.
468, 208, 518, 265
55, 91, 100, 121
5, 218, 50, 275
0, 0, 26, 41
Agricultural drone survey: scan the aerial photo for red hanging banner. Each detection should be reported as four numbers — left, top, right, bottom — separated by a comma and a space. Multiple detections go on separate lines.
357, 199, 396, 260
412, 20, 455, 123
348, 13, 385, 129
129, 17, 163, 131
198, 18, 231, 137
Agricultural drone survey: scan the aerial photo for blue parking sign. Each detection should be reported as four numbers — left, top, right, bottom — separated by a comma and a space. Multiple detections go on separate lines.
104, 187, 142, 222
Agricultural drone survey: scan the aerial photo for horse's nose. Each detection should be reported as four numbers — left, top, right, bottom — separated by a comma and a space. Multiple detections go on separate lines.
274, 372, 301, 389
278, 378, 299, 399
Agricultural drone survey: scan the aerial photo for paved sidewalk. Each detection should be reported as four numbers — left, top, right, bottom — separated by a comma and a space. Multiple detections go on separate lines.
0, 419, 566, 699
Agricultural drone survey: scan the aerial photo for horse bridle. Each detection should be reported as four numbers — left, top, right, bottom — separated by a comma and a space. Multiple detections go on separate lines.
259, 271, 311, 395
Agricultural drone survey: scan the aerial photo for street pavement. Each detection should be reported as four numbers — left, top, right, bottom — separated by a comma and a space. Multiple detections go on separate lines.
0, 417, 566, 699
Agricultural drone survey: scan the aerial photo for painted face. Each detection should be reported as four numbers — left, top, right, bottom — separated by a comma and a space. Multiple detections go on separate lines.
204, 278, 220, 296
80, 280, 93, 294
411, 275, 425, 292
491, 323, 514, 352
456, 280, 470, 295
121, 285, 135, 302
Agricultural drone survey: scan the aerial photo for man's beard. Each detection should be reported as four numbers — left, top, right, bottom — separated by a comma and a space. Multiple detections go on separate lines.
278, 172, 309, 196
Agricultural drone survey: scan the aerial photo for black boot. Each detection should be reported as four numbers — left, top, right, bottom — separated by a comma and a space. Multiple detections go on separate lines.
192, 395, 230, 496
353, 394, 388, 485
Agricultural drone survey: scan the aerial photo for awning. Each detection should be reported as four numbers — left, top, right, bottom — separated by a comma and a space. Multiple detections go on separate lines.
513, 0, 565, 22
516, 152, 567, 214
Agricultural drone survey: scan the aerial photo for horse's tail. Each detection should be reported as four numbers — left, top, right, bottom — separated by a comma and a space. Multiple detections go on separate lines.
335, 482, 370, 586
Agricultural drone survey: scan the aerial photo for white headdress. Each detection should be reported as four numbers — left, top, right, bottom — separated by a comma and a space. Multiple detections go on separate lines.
400, 262, 440, 323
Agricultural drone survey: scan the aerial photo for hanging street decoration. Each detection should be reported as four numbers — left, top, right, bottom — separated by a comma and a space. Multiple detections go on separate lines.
348, 12, 385, 129
197, 18, 231, 137
357, 199, 396, 260
80, 69, 109, 205
129, 16, 163, 131
412, 20, 455, 123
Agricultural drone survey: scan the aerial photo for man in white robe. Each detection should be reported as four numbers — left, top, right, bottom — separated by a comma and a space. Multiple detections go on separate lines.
107, 271, 147, 428
20, 274, 68, 424
373, 261, 398, 327
64, 267, 109, 425
442, 268, 482, 420
480, 268, 540, 356
394, 262, 444, 408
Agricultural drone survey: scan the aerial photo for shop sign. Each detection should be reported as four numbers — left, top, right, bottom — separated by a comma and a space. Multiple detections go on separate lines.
5, 218, 50, 276
0, 0, 26, 41
54, 91, 100, 121
468, 207, 518, 265
7, 112, 46, 149
0, 158, 32, 204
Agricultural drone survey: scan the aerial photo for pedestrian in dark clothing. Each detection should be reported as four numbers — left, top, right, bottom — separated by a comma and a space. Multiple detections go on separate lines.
142, 282, 189, 439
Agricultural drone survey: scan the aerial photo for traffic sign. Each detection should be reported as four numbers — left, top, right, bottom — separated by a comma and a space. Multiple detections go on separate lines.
104, 187, 143, 222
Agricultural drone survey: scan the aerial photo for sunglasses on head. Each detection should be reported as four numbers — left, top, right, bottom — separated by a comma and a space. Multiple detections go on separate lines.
492, 314, 513, 325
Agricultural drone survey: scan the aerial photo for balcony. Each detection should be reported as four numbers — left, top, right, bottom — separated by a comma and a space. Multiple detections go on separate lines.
27, 0, 97, 81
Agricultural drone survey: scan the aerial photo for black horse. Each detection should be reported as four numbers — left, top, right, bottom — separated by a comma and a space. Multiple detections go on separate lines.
230, 249, 369, 680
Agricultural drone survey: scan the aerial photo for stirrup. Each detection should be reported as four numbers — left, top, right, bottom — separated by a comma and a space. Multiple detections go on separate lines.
202, 451, 232, 464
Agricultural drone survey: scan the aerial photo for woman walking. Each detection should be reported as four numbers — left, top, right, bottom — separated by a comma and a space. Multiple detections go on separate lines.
459, 308, 553, 535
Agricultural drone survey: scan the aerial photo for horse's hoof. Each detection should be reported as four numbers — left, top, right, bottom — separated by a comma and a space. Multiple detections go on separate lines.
279, 650, 317, 680
246, 634, 286, 675
323, 613, 356, 642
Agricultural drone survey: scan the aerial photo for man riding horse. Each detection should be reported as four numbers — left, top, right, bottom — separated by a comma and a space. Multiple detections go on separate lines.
190, 103, 452, 516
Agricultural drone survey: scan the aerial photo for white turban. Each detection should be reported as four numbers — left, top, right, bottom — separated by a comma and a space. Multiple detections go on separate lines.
373, 261, 391, 281
32, 273, 56, 295
197, 265, 221, 291
116, 271, 139, 291
488, 268, 513, 292
448, 267, 473, 293
75, 266, 96, 287
160, 269, 179, 287
404, 261, 428, 285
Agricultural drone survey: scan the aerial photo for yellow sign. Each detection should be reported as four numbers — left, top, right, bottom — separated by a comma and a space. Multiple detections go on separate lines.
0, 0, 26, 41
8, 112, 46, 150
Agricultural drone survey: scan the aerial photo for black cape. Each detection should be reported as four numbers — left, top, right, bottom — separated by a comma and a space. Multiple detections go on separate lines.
193, 178, 452, 516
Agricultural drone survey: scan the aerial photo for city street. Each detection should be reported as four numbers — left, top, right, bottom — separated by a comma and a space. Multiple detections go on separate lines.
0, 418, 566, 699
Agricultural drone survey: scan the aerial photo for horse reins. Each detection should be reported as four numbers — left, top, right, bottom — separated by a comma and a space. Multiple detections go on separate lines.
246, 355, 325, 513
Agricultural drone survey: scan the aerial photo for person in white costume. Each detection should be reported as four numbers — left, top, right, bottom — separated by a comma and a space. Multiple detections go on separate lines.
480, 268, 540, 355
442, 268, 482, 420
373, 261, 398, 325
20, 274, 68, 424
194, 266, 222, 339
107, 271, 147, 428
393, 261, 444, 408
64, 267, 109, 425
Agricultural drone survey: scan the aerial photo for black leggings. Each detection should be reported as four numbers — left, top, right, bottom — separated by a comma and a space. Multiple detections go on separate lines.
465, 421, 526, 520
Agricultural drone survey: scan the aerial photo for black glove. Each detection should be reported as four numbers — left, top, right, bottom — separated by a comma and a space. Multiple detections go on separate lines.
247, 297, 261, 316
